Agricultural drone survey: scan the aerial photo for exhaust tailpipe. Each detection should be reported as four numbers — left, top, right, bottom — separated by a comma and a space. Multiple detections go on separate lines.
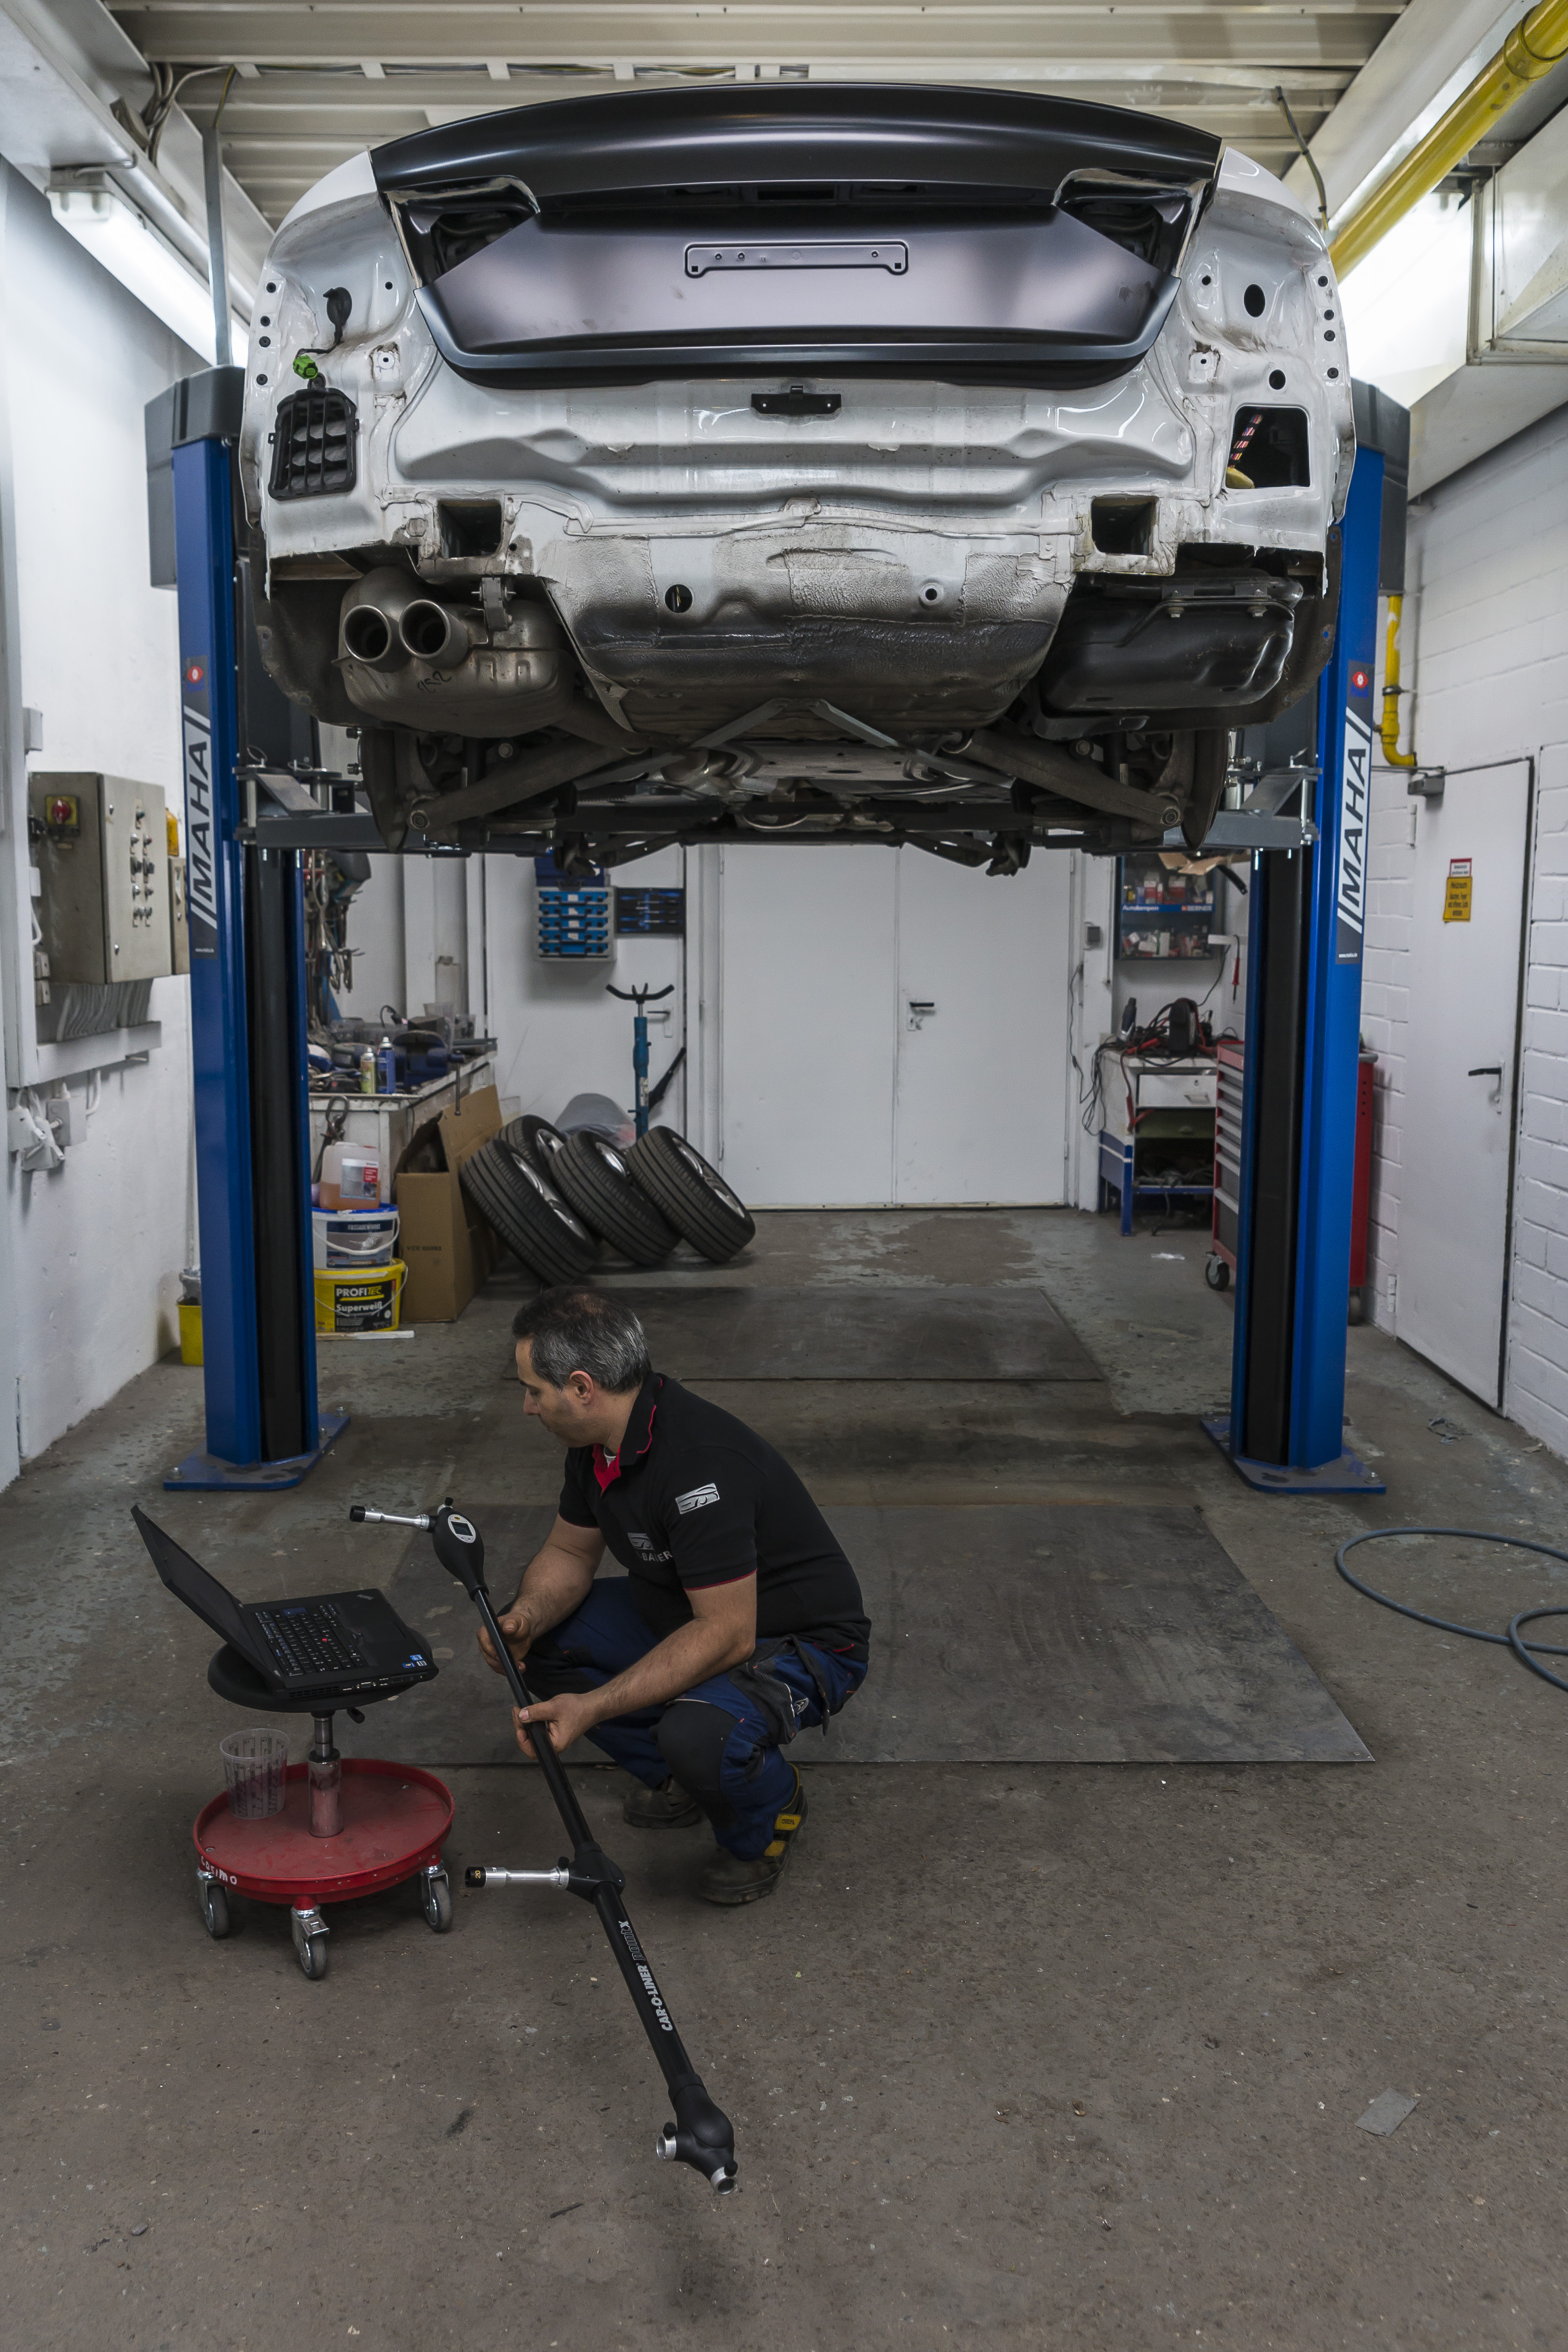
399, 599, 473, 668
339, 566, 426, 671
340, 568, 476, 674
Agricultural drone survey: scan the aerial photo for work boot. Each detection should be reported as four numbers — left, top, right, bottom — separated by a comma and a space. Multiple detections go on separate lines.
697, 1772, 808, 1906
622, 1776, 702, 1828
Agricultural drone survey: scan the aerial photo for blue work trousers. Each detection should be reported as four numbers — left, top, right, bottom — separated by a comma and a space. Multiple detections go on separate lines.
528, 1579, 865, 1860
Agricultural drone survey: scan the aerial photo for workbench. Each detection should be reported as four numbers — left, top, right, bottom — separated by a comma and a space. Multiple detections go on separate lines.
1097, 1047, 1217, 1237
308, 1057, 497, 1205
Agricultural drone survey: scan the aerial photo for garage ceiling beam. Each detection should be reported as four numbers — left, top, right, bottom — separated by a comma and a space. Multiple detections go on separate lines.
108, 1, 1409, 222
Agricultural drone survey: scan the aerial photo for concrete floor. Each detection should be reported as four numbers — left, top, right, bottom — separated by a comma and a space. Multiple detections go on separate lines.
3, 1208, 1567, 2351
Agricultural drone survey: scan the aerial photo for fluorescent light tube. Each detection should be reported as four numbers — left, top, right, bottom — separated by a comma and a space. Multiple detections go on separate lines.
47, 184, 248, 369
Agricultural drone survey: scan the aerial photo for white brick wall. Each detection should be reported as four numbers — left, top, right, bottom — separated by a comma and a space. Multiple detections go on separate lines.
1359, 742, 1414, 1332
1367, 398, 1568, 1454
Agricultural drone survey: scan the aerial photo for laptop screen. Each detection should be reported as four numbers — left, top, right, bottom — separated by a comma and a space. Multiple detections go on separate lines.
131, 1507, 266, 1672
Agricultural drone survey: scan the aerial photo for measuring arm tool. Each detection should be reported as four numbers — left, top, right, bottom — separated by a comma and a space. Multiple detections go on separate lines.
349, 1498, 738, 2192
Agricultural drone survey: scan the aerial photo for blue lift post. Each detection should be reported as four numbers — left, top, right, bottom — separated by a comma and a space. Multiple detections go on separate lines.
1205, 388, 1402, 1496
154, 369, 347, 1491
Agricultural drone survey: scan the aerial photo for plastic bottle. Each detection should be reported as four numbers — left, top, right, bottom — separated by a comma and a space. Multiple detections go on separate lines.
320, 1142, 378, 1210
359, 1044, 376, 1095
337, 1151, 379, 1205
377, 1034, 397, 1094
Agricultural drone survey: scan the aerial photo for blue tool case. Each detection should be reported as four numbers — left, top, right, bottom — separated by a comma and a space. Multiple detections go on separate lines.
534, 857, 612, 961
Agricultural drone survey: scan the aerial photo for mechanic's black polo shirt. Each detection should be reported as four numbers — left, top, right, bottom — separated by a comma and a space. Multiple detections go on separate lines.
558, 1373, 870, 1661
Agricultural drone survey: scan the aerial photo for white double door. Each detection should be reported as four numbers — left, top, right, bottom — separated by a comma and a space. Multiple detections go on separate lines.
713, 843, 1071, 1207
1397, 757, 1532, 1407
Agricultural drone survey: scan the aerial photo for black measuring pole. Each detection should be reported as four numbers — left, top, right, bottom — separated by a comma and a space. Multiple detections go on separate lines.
351, 1502, 737, 2191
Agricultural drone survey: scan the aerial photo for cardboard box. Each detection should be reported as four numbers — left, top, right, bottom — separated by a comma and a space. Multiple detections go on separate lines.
394, 1083, 502, 1322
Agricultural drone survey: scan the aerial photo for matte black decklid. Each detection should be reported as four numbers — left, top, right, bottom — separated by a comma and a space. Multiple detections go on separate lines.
371, 81, 1222, 205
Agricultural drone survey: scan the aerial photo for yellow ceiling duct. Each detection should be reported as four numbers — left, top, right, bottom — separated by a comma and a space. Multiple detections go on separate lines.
1330, 0, 1568, 279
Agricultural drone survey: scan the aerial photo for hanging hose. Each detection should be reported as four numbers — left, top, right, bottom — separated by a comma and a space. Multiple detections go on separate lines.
1335, 1526, 1568, 1695
1379, 596, 1417, 769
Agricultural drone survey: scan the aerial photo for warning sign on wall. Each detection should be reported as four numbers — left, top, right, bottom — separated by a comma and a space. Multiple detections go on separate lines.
1444, 858, 1473, 923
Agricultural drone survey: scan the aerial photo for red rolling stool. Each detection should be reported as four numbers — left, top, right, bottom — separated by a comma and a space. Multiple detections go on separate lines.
195, 1644, 454, 1980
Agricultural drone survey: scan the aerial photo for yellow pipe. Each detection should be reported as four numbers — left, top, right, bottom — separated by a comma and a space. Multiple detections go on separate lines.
1329, 0, 1568, 280
1380, 594, 1416, 768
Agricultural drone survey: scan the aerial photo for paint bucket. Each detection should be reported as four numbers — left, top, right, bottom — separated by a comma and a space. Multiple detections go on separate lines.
312, 1206, 399, 1269
313, 1261, 405, 1334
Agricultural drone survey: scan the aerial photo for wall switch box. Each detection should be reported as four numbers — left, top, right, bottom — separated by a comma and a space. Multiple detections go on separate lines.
168, 854, 189, 975
30, 773, 173, 985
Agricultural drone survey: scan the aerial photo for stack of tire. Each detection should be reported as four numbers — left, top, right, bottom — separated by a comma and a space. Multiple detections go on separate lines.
458, 1115, 754, 1286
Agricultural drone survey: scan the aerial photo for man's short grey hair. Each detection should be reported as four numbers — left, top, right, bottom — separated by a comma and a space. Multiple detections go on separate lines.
512, 1288, 651, 1393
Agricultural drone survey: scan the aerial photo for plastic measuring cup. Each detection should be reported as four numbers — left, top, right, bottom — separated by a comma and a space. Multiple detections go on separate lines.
220, 1729, 290, 1820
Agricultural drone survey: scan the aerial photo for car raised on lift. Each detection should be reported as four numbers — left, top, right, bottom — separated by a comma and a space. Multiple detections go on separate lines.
241, 81, 1351, 874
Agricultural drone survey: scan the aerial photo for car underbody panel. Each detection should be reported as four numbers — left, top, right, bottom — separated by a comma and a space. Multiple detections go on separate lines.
241, 84, 1353, 870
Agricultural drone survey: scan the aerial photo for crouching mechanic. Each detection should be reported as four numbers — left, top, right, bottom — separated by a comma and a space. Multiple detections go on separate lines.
479, 1286, 870, 1905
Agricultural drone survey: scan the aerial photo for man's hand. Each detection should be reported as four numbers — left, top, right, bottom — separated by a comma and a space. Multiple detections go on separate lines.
475, 1516, 604, 1676
513, 1692, 600, 1759
478, 1601, 533, 1678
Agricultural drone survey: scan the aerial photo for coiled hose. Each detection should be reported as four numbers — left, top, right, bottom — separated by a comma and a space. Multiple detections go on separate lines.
1335, 1526, 1568, 1695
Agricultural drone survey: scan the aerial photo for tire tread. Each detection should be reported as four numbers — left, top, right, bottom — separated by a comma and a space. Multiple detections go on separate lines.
627, 1130, 754, 1262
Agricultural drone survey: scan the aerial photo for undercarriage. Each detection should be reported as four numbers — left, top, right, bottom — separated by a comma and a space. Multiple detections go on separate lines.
241, 84, 1352, 870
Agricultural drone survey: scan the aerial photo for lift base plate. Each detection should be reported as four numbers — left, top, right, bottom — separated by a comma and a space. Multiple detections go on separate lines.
164, 1410, 351, 1492
1202, 1415, 1386, 1496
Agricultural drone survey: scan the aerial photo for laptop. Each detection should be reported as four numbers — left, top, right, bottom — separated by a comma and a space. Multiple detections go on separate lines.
133, 1507, 439, 1700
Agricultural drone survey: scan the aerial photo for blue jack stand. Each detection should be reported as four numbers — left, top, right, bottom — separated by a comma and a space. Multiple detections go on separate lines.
608, 982, 675, 1138
157, 369, 346, 1492
1208, 385, 1402, 1499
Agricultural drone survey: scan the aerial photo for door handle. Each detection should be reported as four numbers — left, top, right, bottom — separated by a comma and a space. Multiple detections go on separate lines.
1466, 1067, 1503, 1078
907, 999, 935, 1031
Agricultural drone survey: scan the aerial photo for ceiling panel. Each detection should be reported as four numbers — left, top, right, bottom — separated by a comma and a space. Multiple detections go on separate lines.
109, 3, 1408, 223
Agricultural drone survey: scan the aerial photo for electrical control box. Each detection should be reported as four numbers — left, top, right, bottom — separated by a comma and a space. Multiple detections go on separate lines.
30, 774, 173, 985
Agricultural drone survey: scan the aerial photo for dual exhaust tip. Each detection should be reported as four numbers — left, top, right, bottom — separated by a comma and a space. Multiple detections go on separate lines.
340, 566, 471, 671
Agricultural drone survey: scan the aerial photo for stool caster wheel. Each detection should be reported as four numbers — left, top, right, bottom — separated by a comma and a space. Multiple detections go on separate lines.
1204, 1254, 1230, 1292
197, 1876, 231, 1939
421, 1865, 453, 1933
291, 1905, 329, 1981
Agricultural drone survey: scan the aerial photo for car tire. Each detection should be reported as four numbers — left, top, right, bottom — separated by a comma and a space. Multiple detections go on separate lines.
498, 1114, 566, 1184
627, 1129, 755, 1262
460, 1139, 599, 1285
554, 1133, 678, 1265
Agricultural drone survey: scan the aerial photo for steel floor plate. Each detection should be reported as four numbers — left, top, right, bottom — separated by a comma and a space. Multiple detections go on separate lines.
374, 1502, 1368, 1768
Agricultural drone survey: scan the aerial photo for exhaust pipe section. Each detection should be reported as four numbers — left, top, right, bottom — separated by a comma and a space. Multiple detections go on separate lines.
398, 597, 472, 667
339, 567, 478, 671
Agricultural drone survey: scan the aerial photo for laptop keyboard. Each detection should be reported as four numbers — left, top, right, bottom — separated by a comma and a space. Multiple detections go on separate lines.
256, 1601, 366, 1680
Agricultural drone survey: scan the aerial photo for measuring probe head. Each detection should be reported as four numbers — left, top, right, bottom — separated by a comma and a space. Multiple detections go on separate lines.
428, 1499, 487, 1596
655, 2084, 739, 2194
